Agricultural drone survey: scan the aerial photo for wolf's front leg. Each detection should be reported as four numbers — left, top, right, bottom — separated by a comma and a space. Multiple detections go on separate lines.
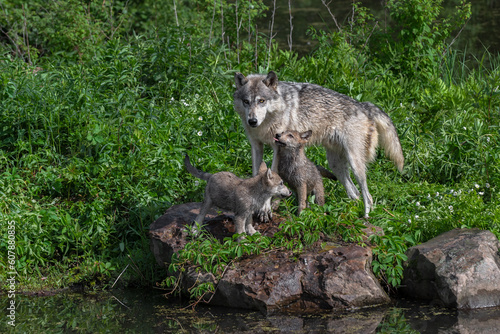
251, 141, 272, 222
251, 141, 264, 176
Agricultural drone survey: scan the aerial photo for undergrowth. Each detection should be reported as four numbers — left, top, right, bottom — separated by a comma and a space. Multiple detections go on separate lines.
0, 0, 499, 299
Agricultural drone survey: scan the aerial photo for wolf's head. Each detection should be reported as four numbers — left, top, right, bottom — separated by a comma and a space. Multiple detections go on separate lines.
233, 71, 279, 128
257, 162, 291, 198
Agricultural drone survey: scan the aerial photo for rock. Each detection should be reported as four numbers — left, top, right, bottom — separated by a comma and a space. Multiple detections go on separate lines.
401, 228, 500, 309
149, 202, 390, 313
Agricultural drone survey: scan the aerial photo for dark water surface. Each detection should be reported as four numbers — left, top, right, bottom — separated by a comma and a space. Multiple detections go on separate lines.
2, 289, 500, 333
259, 0, 500, 57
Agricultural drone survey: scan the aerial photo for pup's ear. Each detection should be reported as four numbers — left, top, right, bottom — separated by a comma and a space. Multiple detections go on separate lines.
266, 168, 273, 180
258, 161, 268, 174
235, 72, 248, 89
263, 71, 278, 90
301, 130, 313, 141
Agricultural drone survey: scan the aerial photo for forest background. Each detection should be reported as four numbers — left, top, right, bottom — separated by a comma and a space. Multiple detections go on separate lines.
0, 0, 499, 294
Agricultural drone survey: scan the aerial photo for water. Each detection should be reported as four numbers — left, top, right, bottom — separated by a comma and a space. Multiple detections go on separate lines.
2, 289, 500, 333
259, 0, 500, 57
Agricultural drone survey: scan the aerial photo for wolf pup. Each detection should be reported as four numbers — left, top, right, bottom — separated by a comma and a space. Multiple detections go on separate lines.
184, 155, 291, 236
234, 71, 404, 217
274, 129, 336, 215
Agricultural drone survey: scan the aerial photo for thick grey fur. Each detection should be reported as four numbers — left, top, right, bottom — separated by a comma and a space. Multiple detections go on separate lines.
184, 154, 291, 236
233, 71, 404, 217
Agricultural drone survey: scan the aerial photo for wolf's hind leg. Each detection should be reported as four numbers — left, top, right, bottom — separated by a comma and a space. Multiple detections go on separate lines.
326, 150, 360, 200
345, 149, 373, 218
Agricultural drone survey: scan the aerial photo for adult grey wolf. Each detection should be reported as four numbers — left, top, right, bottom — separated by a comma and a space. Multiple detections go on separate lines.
275, 129, 337, 215
233, 71, 404, 218
184, 155, 291, 236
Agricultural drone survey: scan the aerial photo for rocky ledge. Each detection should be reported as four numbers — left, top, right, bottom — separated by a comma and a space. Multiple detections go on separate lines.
150, 203, 500, 313
149, 202, 389, 314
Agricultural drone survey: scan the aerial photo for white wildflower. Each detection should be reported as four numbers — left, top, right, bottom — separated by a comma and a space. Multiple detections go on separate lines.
463, 127, 467, 130
479, 192, 484, 196
415, 215, 419, 219
449, 205, 453, 212
198, 116, 203, 121
194, 180, 199, 186
486, 183, 490, 188
436, 192, 440, 197
197, 131, 203, 136
487, 137, 490, 143
416, 201, 420, 207
475, 184, 480, 189
427, 194, 431, 199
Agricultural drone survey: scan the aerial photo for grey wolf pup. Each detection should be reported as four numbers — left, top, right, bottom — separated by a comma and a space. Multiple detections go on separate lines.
184, 155, 291, 236
275, 130, 337, 215
234, 71, 404, 217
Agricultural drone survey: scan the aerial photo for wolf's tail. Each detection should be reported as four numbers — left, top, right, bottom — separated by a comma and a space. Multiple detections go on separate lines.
368, 103, 405, 173
184, 155, 212, 181
316, 165, 338, 181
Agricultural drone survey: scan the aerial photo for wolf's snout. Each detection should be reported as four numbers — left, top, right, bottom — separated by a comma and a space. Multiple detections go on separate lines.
248, 118, 258, 127
275, 133, 281, 140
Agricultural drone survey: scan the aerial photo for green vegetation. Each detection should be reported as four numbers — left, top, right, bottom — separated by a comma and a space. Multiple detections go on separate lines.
1, 0, 499, 298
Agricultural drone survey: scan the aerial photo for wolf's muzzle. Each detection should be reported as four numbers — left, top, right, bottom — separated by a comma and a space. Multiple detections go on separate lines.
248, 118, 258, 127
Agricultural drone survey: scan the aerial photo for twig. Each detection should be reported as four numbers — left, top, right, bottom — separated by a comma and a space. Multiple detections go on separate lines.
255, 24, 258, 71
288, 0, 293, 52
382, 207, 396, 218
235, 0, 240, 63
361, 21, 379, 50
111, 294, 130, 309
267, 0, 276, 70
111, 263, 130, 288
445, 17, 470, 56
22, 4, 31, 65
209, 0, 216, 44
321, 0, 342, 32
172, 0, 179, 26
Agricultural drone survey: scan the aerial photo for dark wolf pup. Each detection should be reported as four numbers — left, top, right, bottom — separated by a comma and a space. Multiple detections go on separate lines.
274, 129, 336, 215
234, 71, 404, 217
184, 155, 291, 236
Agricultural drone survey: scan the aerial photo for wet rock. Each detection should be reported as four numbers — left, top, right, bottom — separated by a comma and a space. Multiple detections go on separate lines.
401, 228, 500, 309
149, 202, 390, 314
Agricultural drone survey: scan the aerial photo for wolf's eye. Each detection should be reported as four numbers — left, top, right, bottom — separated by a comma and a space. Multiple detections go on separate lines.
288, 134, 294, 138
279, 181, 283, 186
242, 99, 250, 105
258, 99, 265, 104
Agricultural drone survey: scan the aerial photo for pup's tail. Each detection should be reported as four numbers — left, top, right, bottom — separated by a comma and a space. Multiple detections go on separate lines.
184, 154, 212, 181
369, 103, 405, 173
316, 165, 338, 181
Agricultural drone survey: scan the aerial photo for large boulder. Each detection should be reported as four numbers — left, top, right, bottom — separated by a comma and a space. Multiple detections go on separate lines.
401, 228, 500, 309
149, 202, 390, 314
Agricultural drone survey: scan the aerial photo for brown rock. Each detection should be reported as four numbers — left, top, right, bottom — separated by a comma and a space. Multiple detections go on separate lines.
401, 228, 500, 309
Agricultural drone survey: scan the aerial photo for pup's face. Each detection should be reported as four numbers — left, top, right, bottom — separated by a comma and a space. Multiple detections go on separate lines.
261, 167, 292, 198
274, 130, 312, 149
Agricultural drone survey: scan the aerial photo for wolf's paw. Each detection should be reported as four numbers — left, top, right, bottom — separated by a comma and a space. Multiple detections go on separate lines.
253, 207, 272, 223
246, 224, 257, 235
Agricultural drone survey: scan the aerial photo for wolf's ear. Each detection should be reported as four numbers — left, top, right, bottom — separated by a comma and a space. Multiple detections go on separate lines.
263, 71, 278, 90
235, 72, 248, 89
301, 130, 313, 141
258, 161, 267, 174
266, 168, 273, 180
